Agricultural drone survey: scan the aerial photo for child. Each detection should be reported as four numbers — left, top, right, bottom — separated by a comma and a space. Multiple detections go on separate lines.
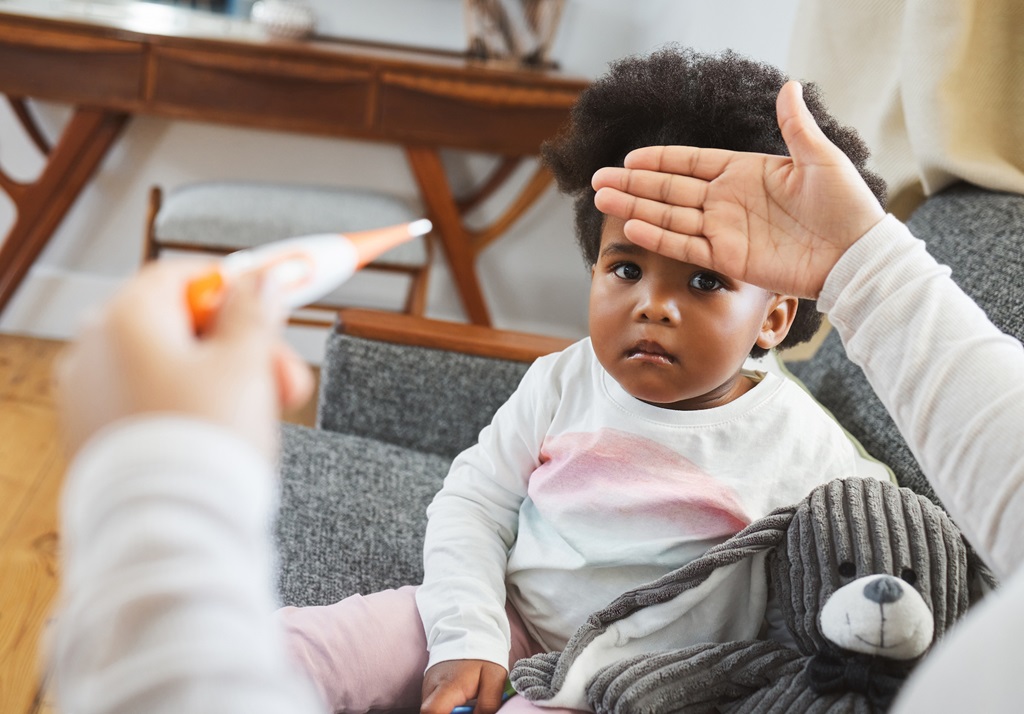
277, 46, 889, 714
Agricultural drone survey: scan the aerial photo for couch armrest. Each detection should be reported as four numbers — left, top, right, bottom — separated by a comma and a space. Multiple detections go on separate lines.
334, 308, 573, 362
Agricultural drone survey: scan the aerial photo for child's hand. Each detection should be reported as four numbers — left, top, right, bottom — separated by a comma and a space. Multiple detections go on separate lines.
591, 80, 886, 300
56, 260, 313, 461
421, 659, 508, 714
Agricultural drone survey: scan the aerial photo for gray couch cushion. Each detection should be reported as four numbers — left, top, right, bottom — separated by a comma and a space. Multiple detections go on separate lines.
317, 334, 533, 460
789, 184, 1024, 505
275, 423, 450, 606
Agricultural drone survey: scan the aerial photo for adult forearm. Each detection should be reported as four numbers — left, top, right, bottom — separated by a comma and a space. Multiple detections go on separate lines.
821, 216, 1024, 578
53, 417, 322, 714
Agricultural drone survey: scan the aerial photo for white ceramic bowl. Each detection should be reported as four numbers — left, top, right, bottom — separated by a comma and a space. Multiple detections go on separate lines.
251, 0, 316, 40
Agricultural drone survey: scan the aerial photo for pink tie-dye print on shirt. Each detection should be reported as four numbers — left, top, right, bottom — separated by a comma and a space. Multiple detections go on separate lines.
530, 428, 752, 549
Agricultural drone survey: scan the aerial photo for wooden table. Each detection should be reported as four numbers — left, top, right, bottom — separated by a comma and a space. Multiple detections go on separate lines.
0, 1, 587, 325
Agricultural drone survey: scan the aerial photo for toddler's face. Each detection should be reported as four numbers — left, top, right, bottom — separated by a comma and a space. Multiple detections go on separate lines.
589, 217, 778, 410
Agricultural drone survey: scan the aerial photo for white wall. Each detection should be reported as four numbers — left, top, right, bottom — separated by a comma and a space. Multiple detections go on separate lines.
0, 0, 798, 362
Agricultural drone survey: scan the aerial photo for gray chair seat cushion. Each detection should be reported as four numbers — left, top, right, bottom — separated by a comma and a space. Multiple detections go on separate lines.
275, 423, 450, 607
789, 184, 1024, 506
155, 181, 429, 266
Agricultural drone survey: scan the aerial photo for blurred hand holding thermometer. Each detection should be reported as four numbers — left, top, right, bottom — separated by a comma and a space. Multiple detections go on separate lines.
186, 218, 432, 334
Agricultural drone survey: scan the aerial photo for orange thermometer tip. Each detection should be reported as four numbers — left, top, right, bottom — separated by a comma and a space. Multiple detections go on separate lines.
349, 218, 433, 269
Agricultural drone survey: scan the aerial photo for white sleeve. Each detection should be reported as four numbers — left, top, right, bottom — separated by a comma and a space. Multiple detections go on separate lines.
417, 358, 555, 671
891, 562, 1024, 713
52, 416, 324, 714
820, 215, 1024, 580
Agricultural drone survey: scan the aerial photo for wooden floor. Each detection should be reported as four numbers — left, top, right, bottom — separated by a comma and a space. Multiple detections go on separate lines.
0, 334, 62, 714
0, 333, 317, 713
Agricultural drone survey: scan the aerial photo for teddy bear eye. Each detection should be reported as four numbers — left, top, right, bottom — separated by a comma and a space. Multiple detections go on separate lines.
838, 562, 856, 578
901, 568, 918, 586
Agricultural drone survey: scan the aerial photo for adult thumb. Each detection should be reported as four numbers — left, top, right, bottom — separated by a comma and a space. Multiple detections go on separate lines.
776, 81, 839, 168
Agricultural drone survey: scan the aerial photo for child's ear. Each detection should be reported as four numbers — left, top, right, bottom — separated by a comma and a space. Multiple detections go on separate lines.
755, 295, 799, 350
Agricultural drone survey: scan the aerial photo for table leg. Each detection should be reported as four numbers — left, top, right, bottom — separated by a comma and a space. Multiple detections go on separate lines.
0, 105, 128, 316
404, 145, 493, 326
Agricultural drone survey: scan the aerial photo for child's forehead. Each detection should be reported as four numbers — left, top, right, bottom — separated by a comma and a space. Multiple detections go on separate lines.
598, 218, 698, 268
597, 215, 770, 294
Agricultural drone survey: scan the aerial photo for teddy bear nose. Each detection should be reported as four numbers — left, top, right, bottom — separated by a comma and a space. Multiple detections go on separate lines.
863, 575, 904, 604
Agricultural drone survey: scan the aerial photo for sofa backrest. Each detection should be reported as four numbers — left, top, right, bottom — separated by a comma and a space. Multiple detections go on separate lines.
316, 309, 573, 460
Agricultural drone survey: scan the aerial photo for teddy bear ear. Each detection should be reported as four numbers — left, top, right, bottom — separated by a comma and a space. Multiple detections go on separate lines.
964, 539, 998, 605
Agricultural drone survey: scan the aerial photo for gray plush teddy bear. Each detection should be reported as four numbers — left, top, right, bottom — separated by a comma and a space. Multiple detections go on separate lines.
510, 477, 992, 713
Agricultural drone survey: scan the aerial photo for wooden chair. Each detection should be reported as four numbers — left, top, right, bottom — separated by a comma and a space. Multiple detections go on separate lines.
143, 181, 434, 325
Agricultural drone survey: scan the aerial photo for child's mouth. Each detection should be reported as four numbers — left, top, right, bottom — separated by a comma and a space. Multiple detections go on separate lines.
626, 340, 675, 364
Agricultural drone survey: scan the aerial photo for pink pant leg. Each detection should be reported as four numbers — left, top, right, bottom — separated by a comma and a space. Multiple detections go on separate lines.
277, 586, 427, 713
277, 586, 546, 714
505, 598, 543, 665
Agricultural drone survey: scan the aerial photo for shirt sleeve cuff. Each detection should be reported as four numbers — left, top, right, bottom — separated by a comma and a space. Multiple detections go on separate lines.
819, 214, 914, 314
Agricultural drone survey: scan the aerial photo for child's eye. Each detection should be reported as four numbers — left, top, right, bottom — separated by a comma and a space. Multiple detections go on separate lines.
690, 272, 723, 292
612, 263, 641, 280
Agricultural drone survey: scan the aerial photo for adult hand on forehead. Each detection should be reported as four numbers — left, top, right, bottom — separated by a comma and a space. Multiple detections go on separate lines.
591, 81, 886, 299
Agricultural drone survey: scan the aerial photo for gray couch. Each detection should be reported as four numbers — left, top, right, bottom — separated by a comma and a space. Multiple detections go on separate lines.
275, 182, 1024, 607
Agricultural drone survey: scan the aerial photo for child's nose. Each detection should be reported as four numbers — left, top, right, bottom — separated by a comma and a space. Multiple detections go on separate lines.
635, 284, 681, 324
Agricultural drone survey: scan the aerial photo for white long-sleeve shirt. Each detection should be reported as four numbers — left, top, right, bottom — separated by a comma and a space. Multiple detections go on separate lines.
820, 216, 1024, 713
52, 417, 324, 714
417, 339, 879, 671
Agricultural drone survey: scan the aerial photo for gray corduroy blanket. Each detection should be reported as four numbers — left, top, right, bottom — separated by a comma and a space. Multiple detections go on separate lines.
511, 477, 990, 713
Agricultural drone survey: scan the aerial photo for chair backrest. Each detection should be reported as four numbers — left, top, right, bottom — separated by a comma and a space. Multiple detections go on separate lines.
317, 309, 574, 460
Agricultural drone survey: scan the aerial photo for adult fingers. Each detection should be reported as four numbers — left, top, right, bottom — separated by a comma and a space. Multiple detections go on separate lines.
592, 167, 709, 208
108, 259, 214, 347
594, 186, 705, 237
621, 145, 737, 180
273, 341, 315, 413
620, 219, 714, 268
207, 270, 283, 351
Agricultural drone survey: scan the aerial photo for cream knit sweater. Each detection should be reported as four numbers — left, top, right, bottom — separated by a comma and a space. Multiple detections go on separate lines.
788, 0, 1024, 218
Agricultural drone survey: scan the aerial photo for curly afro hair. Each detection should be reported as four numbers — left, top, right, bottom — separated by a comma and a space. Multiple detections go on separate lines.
543, 45, 887, 357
